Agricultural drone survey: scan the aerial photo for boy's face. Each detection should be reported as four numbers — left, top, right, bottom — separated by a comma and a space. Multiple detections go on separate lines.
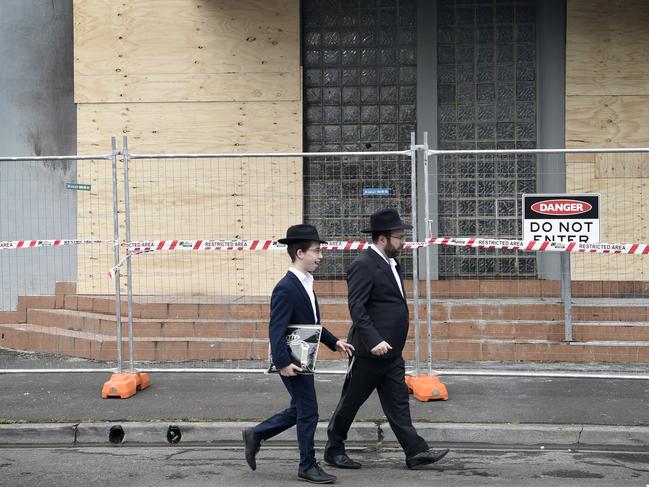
298, 241, 323, 273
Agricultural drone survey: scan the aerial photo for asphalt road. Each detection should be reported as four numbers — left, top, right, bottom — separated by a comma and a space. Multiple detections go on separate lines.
1, 446, 648, 487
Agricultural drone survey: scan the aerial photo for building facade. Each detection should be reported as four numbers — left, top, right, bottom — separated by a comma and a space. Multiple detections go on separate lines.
2, 0, 648, 307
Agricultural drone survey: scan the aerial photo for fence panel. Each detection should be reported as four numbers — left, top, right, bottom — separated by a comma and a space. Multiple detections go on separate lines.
0, 154, 119, 370
424, 148, 649, 372
123, 150, 416, 371
3, 144, 647, 376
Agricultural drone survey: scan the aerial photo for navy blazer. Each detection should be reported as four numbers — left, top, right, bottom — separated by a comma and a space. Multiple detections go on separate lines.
269, 272, 339, 370
346, 249, 409, 359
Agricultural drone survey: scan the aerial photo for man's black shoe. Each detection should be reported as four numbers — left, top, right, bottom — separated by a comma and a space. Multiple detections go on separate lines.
298, 463, 337, 484
405, 449, 450, 469
324, 453, 362, 469
242, 428, 261, 471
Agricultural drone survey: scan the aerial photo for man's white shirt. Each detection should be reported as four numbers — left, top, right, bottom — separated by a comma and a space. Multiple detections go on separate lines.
369, 244, 404, 297
288, 267, 318, 322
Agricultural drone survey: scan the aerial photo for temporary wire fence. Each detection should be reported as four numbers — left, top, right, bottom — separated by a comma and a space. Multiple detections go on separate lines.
120, 143, 415, 371
0, 145, 120, 371
1, 136, 648, 381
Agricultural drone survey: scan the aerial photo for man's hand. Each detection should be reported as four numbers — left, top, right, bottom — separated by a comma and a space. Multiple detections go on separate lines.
335, 340, 355, 358
279, 363, 303, 377
371, 340, 392, 356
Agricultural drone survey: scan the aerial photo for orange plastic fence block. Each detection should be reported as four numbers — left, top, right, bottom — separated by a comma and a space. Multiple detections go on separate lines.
135, 372, 151, 391
101, 372, 151, 399
405, 374, 449, 402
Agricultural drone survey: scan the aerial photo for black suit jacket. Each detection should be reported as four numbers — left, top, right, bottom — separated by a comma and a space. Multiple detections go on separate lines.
346, 248, 409, 359
268, 271, 339, 370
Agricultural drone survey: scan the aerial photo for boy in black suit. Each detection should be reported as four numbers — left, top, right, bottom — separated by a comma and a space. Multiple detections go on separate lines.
243, 224, 354, 484
324, 208, 449, 470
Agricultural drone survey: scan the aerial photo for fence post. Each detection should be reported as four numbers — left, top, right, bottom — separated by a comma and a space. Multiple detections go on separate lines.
102, 137, 152, 398
422, 132, 434, 376
410, 132, 421, 376
561, 252, 573, 341
122, 136, 135, 371
110, 136, 123, 373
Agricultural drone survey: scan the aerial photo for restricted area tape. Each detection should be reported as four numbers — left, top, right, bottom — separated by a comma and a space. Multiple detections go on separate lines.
0, 239, 115, 250
106, 237, 649, 279
426, 237, 649, 255
124, 237, 649, 254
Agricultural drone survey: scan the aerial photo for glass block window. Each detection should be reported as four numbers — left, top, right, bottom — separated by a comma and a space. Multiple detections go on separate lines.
437, 0, 537, 277
302, 0, 417, 279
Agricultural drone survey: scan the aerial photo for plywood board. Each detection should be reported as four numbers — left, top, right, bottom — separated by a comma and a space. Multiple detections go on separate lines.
595, 153, 649, 178
570, 170, 649, 281
566, 153, 596, 164
75, 144, 304, 294
566, 161, 597, 194
73, 0, 306, 296
73, 0, 124, 75
566, 96, 649, 148
564, 1, 649, 281
75, 70, 300, 103
567, 0, 649, 96
74, 0, 300, 102
127, 245, 292, 297
572, 253, 649, 281
76, 99, 302, 294
77, 101, 302, 153
596, 178, 648, 242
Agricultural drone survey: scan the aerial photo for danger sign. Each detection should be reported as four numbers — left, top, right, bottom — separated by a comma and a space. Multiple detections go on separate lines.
523, 194, 600, 243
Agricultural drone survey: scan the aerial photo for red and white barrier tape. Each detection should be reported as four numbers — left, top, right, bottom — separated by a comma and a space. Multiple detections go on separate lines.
123, 237, 649, 254
0, 239, 115, 250
4, 236, 643, 279
106, 237, 649, 278
426, 237, 649, 255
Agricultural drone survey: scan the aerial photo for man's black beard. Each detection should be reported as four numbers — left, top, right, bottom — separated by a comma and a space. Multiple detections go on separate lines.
385, 245, 400, 259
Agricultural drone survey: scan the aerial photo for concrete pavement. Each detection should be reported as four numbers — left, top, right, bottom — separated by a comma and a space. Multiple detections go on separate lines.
1, 348, 649, 450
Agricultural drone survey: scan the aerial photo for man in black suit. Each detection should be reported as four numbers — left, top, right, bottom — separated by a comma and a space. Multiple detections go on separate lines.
243, 224, 354, 484
324, 208, 449, 470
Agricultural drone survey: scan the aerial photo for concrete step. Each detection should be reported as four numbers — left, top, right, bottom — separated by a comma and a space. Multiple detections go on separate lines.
0, 323, 113, 361
0, 323, 350, 362
573, 322, 649, 342
13, 292, 649, 323
433, 299, 648, 322
54, 295, 649, 321
18, 302, 649, 351
0, 323, 261, 362
36, 309, 649, 344
24, 308, 355, 340
4, 322, 649, 364
435, 320, 649, 342
3, 284, 649, 364
428, 338, 649, 363
320, 279, 649, 299
29, 310, 649, 345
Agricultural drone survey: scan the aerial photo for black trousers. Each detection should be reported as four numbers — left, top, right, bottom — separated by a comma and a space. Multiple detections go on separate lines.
326, 355, 428, 459
253, 374, 318, 472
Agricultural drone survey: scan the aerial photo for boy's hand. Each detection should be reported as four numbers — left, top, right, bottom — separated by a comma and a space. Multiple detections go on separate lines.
279, 363, 303, 377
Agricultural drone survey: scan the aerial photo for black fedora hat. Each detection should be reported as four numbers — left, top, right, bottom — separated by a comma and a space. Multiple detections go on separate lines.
362, 208, 413, 233
278, 224, 327, 244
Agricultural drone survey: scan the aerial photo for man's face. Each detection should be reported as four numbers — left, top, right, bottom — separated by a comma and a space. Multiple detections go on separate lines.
385, 231, 406, 258
298, 242, 323, 273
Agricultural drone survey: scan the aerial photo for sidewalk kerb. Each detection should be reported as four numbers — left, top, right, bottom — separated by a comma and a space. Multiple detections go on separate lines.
579, 425, 649, 449
381, 422, 583, 447
76, 422, 167, 444
2, 422, 649, 449
0, 423, 76, 445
